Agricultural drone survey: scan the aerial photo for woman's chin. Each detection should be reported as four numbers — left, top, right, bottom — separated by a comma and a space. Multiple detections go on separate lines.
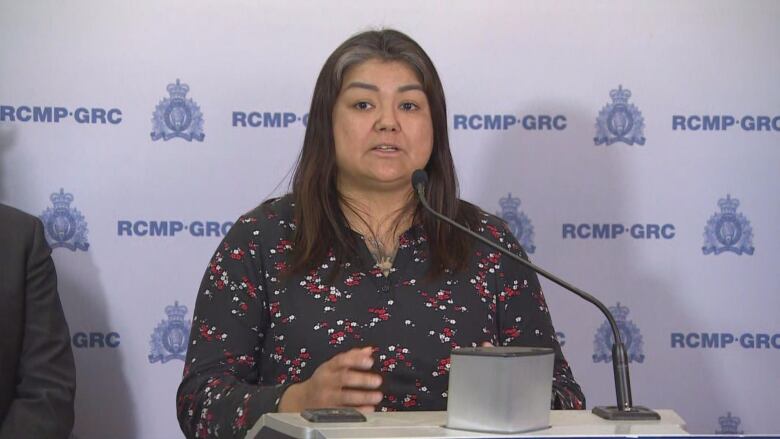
339, 167, 417, 192
353, 175, 412, 193
373, 171, 415, 187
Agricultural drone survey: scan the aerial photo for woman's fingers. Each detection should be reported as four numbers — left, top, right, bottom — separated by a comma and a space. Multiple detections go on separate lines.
339, 389, 383, 407
341, 369, 382, 390
330, 348, 381, 407
280, 347, 383, 411
333, 346, 374, 370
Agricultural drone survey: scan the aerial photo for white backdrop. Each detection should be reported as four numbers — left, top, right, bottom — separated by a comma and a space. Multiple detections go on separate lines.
1, 1, 778, 437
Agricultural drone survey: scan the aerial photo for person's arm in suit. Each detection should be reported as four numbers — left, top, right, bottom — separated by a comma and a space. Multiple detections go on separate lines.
0, 215, 76, 439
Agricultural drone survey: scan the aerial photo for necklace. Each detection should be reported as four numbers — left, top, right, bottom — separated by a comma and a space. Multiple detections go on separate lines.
367, 235, 397, 277
376, 256, 394, 277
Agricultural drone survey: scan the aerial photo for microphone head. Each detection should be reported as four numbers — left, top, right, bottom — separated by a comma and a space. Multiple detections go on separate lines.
411, 169, 429, 191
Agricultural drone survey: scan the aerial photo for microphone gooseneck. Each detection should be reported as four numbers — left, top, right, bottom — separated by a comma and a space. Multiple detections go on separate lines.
411, 169, 659, 420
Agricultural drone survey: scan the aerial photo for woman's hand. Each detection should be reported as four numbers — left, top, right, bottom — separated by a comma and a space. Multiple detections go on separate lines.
278, 347, 383, 412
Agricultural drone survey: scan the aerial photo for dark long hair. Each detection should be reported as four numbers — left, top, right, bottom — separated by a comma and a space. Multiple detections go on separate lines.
289, 29, 479, 277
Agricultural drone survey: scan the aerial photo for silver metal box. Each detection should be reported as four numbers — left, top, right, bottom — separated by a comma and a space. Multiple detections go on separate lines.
446, 346, 554, 433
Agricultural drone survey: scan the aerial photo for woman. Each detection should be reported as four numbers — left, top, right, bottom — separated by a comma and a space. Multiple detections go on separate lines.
177, 29, 584, 438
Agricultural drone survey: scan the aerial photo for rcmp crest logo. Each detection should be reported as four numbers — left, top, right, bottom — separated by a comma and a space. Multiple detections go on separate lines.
702, 194, 754, 255
148, 301, 191, 364
150, 79, 205, 142
594, 85, 646, 146
593, 303, 644, 363
497, 193, 535, 253
39, 188, 89, 251
716, 412, 743, 435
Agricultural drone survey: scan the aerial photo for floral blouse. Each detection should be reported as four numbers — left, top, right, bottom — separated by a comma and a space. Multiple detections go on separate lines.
177, 195, 585, 438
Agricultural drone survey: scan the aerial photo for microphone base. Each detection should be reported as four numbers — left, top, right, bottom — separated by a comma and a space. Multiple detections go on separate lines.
592, 406, 661, 420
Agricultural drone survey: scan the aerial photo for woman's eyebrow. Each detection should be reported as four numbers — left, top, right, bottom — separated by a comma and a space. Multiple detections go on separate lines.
397, 84, 423, 93
343, 82, 424, 93
344, 81, 379, 91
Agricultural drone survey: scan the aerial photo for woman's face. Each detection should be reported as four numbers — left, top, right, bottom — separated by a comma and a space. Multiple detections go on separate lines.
332, 59, 433, 195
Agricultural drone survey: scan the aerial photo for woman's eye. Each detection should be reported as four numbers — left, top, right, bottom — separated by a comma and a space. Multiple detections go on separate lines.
354, 101, 373, 110
400, 102, 419, 111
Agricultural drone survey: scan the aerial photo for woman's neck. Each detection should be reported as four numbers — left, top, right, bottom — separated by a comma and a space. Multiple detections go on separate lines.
338, 183, 415, 275
341, 187, 413, 232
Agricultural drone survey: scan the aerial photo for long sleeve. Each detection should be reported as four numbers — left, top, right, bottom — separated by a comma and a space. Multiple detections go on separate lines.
0, 217, 76, 439
177, 197, 585, 434
489, 219, 586, 410
176, 217, 290, 439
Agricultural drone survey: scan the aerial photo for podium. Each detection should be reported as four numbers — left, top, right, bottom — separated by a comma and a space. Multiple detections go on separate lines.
248, 409, 688, 439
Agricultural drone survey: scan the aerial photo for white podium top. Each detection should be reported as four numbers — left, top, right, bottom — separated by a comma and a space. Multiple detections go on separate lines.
250, 409, 687, 439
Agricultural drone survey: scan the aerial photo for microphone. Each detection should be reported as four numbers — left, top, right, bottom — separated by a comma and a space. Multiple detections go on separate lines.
412, 169, 429, 194
411, 169, 659, 420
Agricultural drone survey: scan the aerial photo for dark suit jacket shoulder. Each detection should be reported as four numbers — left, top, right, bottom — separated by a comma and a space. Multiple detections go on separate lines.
0, 203, 76, 439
